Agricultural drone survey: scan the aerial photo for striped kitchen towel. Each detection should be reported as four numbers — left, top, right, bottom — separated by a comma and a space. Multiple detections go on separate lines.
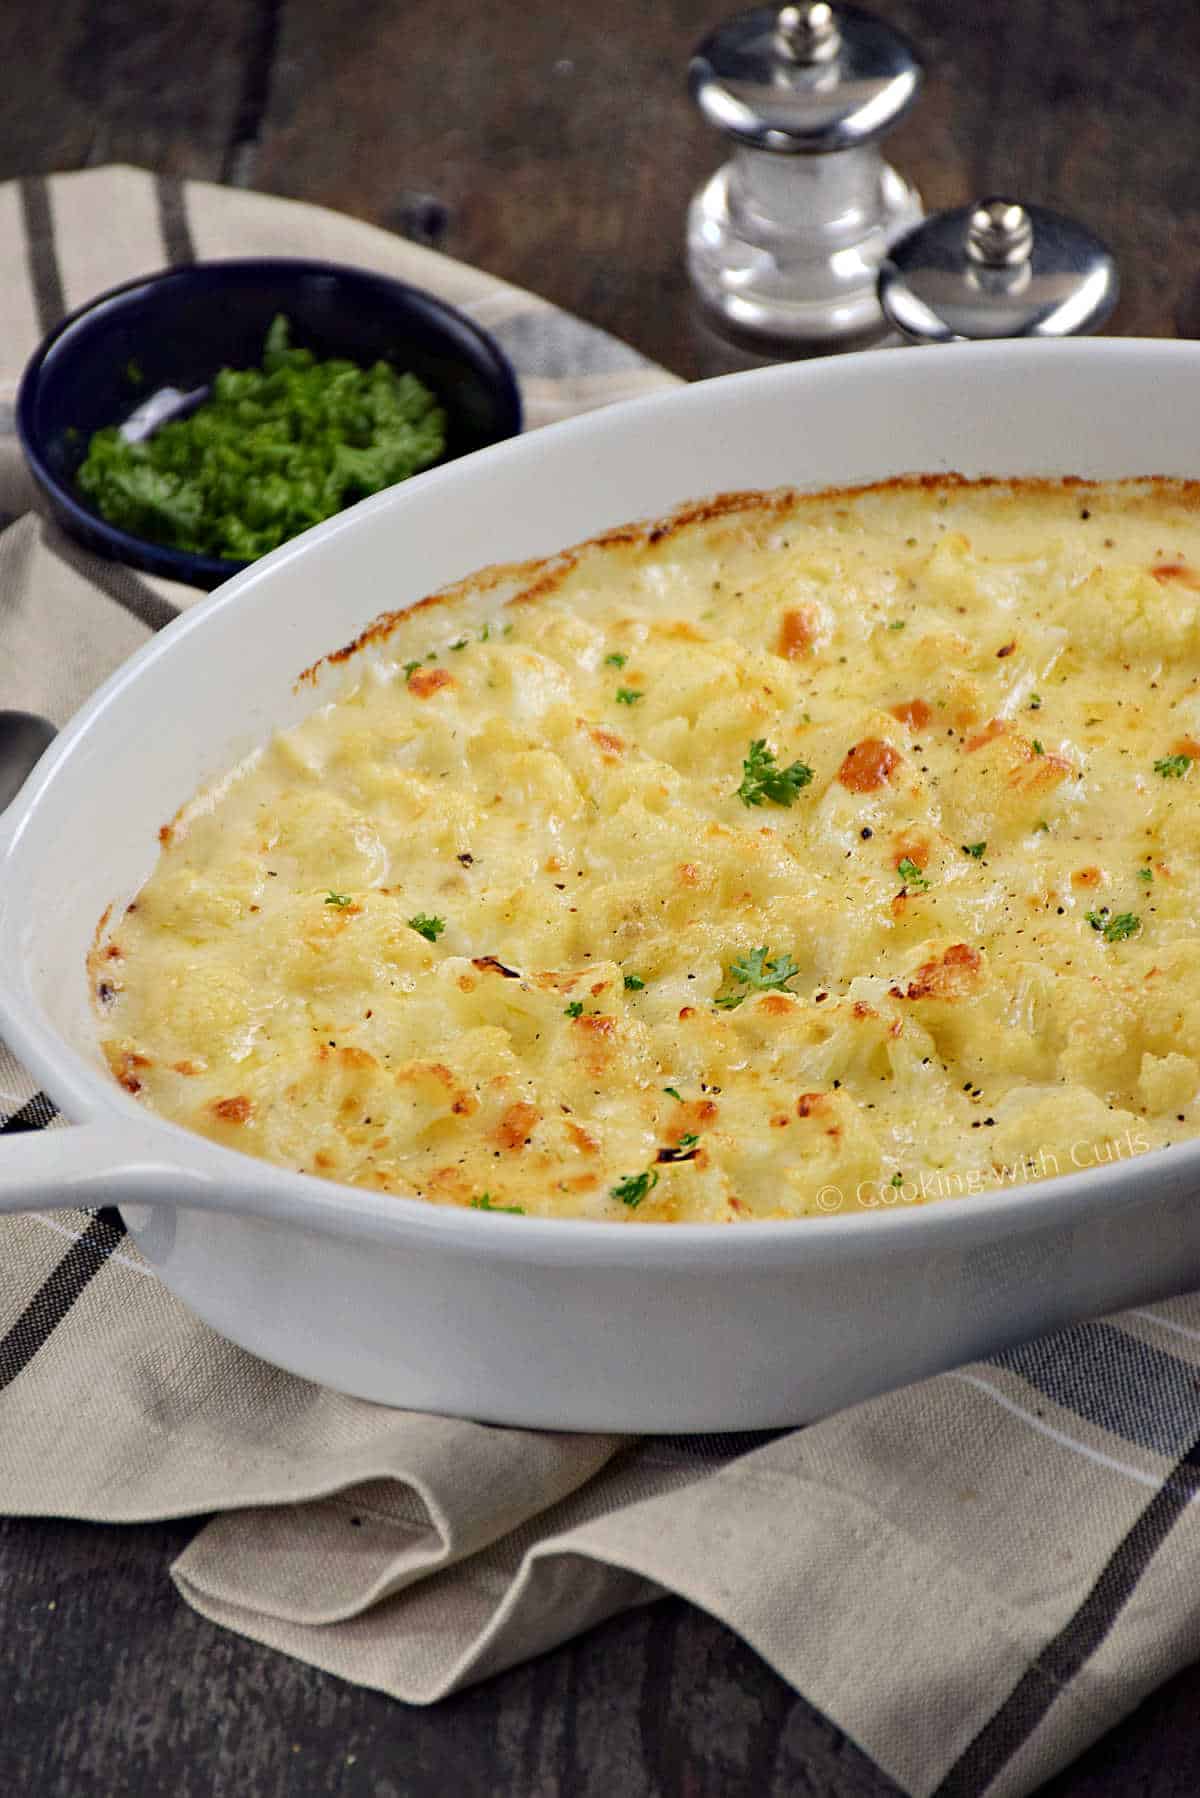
3, 165, 1200, 1798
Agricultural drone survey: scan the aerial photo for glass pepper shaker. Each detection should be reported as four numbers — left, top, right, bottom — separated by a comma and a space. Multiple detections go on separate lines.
686, 2, 924, 354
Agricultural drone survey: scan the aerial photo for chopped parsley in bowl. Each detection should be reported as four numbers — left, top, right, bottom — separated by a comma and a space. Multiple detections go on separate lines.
76, 316, 448, 563
17, 257, 522, 589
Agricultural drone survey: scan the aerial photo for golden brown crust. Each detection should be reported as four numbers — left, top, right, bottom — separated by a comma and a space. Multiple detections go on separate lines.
837, 738, 902, 793
407, 666, 453, 699
211, 1095, 253, 1123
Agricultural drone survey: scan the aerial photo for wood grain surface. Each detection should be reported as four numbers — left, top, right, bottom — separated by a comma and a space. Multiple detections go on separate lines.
3, 2, 1200, 1793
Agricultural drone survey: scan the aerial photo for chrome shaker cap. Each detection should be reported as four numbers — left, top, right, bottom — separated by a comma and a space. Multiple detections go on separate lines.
689, 2, 923, 154
879, 198, 1119, 341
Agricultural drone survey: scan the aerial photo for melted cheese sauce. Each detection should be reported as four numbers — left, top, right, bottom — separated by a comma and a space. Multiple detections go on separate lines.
97, 480, 1200, 1221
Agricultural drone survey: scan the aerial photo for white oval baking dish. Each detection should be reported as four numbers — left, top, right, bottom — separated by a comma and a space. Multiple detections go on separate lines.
3, 338, 1200, 1432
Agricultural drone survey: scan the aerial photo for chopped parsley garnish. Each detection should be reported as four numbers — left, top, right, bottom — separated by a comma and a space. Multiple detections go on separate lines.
1028, 694, 1042, 710
408, 912, 445, 941
615, 687, 644, 705
449, 637, 468, 651
1137, 866, 1153, 884
471, 1193, 524, 1214
678, 1132, 699, 1150
663, 1086, 683, 1101
714, 946, 800, 1009
887, 620, 906, 631
604, 652, 627, 668
610, 1168, 659, 1208
402, 660, 422, 679
76, 315, 446, 562
1155, 754, 1192, 778
962, 842, 987, 859
1086, 909, 1141, 942
735, 738, 814, 808
324, 890, 352, 907
1031, 739, 1045, 756
623, 973, 645, 991
564, 1000, 584, 1018
890, 1171, 904, 1188
897, 856, 931, 891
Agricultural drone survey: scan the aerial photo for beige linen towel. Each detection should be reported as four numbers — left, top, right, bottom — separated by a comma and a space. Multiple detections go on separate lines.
3, 167, 1200, 1798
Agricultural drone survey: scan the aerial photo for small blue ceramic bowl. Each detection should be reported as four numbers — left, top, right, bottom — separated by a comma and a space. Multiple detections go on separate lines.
17, 258, 523, 591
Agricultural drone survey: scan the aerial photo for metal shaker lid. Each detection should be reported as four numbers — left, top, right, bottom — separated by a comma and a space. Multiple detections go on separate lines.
689, 2, 923, 154
879, 199, 1119, 341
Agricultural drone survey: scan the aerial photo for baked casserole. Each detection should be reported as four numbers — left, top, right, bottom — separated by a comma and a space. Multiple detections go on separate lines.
94, 478, 1200, 1221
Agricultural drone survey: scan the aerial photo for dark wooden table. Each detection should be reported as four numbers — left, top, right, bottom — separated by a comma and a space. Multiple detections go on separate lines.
4, 2, 1200, 1792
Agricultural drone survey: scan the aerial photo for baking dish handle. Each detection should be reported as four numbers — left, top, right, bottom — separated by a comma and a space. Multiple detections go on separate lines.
0, 1119, 208, 1214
